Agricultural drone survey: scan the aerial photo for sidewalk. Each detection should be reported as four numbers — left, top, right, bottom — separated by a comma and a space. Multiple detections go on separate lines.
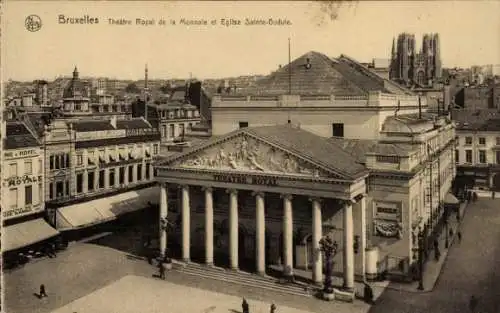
372, 200, 469, 293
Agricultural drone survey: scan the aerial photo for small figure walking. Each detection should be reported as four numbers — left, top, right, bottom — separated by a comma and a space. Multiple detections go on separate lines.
270, 303, 276, 313
159, 262, 166, 280
242, 298, 249, 313
39, 284, 48, 298
363, 282, 374, 304
469, 295, 478, 313
449, 228, 454, 238
457, 231, 462, 243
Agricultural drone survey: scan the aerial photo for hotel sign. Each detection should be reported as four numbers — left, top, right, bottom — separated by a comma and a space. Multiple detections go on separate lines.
3, 204, 42, 219
4, 175, 43, 187
213, 174, 278, 186
4, 149, 39, 159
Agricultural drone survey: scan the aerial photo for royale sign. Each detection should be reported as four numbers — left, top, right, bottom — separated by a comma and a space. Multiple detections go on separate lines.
213, 174, 278, 186
76, 129, 126, 141
4, 175, 43, 187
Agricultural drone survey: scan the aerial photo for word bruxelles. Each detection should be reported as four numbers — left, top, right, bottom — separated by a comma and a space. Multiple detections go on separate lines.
58, 15, 99, 24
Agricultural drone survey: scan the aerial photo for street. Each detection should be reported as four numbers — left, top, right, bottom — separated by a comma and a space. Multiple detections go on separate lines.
4, 198, 500, 313
369, 198, 500, 313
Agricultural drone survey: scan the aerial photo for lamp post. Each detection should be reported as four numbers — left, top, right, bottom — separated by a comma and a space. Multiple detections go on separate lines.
417, 229, 424, 290
318, 235, 338, 295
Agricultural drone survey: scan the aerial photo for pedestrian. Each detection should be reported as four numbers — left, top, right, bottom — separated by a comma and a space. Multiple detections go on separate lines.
270, 303, 276, 313
469, 295, 478, 313
449, 228, 454, 238
50, 243, 57, 257
159, 261, 166, 280
147, 253, 153, 265
435, 248, 441, 261
242, 298, 249, 313
458, 231, 462, 243
433, 239, 439, 251
39, 284, 48, 298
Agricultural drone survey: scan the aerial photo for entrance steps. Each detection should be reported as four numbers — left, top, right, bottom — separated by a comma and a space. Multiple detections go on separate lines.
174, 262, 315, 297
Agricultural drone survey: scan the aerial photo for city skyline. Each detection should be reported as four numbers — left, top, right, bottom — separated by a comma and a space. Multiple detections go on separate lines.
3, 0, 500, 81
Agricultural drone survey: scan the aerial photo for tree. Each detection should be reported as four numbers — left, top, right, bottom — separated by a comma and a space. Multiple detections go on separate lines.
318, 235, 338, 293
125, 83, 141, 94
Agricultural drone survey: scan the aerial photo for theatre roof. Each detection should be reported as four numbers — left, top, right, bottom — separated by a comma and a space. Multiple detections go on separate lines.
235, 51, 413, 96
157, 124, 369, 181
329, 137, 414, 163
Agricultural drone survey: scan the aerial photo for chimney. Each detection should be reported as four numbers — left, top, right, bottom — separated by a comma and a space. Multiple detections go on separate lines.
110, 115, 117, 128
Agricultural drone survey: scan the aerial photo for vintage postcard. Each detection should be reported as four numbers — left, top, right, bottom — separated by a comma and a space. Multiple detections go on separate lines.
1, 1, 499, 313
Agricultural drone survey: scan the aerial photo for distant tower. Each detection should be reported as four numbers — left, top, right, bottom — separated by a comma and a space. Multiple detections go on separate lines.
73, 66, 79, 79
144, 64, 148, 89
389, 37, 397, 79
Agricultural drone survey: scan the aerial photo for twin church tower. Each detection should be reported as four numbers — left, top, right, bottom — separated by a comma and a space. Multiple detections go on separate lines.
389, 33, 442, 88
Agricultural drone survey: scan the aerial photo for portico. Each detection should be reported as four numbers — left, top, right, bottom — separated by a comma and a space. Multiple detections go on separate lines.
155, 125, 369, 289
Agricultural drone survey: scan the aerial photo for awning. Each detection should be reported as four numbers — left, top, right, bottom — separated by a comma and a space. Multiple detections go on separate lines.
56, 186, 160, 230
444, 192, 460, 205
3, 218, 60, 252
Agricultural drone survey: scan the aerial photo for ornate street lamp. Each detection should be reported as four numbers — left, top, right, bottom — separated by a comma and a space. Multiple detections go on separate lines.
318, 235, 338, 295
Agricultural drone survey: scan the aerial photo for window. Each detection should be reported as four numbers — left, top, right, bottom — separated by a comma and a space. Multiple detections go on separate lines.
38, 183, 43, 204
76, 154, 83, 166
99, 170, 105, 188
332, 123, 344, 137
49, 183, 53, 199
137, 164, 143, 181
168, 124, 174, 138
239, 121, 249, 129
179, 124, 185, 136
88, 171, 95, 191
65, 181, 69, 196
50, 155, 54, 170
38, 160, 42, 174
479, 150, 487, 163
128, 166, 134, 183
153, 144, 159, 155
465, 150, 473, 163
56, 181, 64, 198
145, 163, 151, 180
24, 185, 32, 205
98, 149, 106, 164
9, 188, 18, 209
161, 125, 167, 138
465, 137, 472, 145
119, 167, 125, 184
76, 173, 83, 193
109, 169, 115, 187
496, 151, 500, 164
478, 137, 486, 145
455, 149, 459, 163
24, 160, 32, 175
496, 137, 500, 145
88, 150, 95, 165
9, 163, 17, 177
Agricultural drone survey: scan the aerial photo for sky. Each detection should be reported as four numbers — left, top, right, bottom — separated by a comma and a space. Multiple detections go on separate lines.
3, 1, 500, 81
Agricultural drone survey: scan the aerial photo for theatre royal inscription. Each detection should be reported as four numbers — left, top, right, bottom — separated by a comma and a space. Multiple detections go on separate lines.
213, 174, 278, 186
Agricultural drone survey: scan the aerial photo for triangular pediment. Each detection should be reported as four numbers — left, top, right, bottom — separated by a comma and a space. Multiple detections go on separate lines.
165, 132, 347, 180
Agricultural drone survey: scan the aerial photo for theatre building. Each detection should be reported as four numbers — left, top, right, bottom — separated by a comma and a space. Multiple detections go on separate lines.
2, 121, 60, 259
154, 51, 456, 284
42, 116, 161, 231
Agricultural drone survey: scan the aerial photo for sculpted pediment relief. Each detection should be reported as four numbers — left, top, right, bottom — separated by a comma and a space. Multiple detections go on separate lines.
171, 134, 332, 178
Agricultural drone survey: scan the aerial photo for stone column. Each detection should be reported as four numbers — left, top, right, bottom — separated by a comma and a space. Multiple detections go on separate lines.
204, 187, 214, 266
82, 170, 88, 194
182, 185, 191, 262
311, 197, 323, 285
228, 189, 239, 270
104, 169, 110, 189
359, 195, 367, 280
343, 200, 355, 291
159, 183, 168, 258
282, 194, 294, 276
254, 192, 266, 275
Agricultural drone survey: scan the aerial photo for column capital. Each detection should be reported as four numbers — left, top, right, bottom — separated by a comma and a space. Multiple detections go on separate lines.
226, 189, 238, 195
338, 198, 355, 207
202, 186, 213, 193
252, 191, 265, 198
280, 194, 293, 201
308, 197, 323, 204
179, 185, 190, 191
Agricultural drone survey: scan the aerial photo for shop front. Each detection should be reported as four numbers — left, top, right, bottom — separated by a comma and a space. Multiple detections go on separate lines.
155, 125, 370, 289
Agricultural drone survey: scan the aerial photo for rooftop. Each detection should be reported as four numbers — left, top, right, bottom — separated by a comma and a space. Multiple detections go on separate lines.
234, 51, 413, 96
5, 122, 40, 150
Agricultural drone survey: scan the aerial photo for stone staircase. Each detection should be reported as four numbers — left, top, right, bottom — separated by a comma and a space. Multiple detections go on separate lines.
173, 262, 315, 297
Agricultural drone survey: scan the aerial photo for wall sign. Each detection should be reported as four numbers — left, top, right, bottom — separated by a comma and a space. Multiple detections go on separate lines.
4, 175, 43, 187
4, 149, 39, 159
3, 204, 42, 219
126, 128, 157, 137
213, 174, 277, 186
76, 129, 126, 141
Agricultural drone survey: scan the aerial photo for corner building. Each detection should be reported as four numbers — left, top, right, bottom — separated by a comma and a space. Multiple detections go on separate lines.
155, 51, 456, 283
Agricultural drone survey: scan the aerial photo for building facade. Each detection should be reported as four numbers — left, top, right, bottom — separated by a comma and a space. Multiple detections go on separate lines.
390, 33, 442, 87
42, 116, 161, 229
154, 51, 456, 283
2, 121, 59, 255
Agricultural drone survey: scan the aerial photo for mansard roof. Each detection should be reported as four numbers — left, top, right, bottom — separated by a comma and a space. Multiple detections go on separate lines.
235, 51, 413, 96
5, 121, 40, 150
157, 124, 369, 181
